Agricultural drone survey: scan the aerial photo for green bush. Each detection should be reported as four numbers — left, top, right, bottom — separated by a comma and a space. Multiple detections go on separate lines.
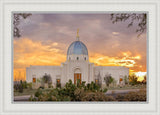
104, 74, 114, 86
30, 80, 146, 102
30, 79, 110, 101
35, 89, 43, 97
102, 88, 108, 93
27, 82, 32, 89
22, 81, 27, 89
18, 84, 23, 93
129, 74, 140, 85
85, 82, 101, 92
56, 83, 61, 88
18, 80, 23, 93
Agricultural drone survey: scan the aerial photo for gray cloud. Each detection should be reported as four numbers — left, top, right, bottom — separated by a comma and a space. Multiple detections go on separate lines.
14, 13, 147, 72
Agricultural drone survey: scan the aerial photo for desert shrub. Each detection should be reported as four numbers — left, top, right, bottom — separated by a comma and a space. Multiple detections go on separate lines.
105, 96, 116, 101
115, 89, 146, 101
125, 90, 146, 101
27, 82, 32, 89
102, 88, 108, 93
42, 73, 52, 84
85, 81, 101, 92
38, 92, 49, 101
81, 92, 96, 101
104, 74, 114, 87
124, 75, 129, 85
29, 95, 38, 101
56, 83, 61, 88
81, 92, 115, 101
64, 80, 77, 100
81, 81, 86, 88
14, 80, 24, 93
62, 96, 71, 101
115, 94, 126, 101
74, 88, 85, 101
39, 86, 44, 89
18, 85, 23, 93
35, 89, 43, 97
22, 81, 27, 89
18, 80, 23, 93
142, 75, 147, 84
14, 84, 19, 91
129, 74, 141, 85
31, 79, 109, 101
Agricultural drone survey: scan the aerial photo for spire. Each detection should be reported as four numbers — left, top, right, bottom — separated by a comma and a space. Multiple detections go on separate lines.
76, 29, 79, 41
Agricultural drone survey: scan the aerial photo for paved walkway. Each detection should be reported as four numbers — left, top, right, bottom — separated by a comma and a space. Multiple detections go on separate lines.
14, 95, 30, 101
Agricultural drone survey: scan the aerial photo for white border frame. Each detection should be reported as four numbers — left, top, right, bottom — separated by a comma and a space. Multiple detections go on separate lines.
0, 0, 159, 115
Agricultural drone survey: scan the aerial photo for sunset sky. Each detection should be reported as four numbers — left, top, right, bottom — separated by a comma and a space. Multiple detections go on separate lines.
13, 13, 147, 81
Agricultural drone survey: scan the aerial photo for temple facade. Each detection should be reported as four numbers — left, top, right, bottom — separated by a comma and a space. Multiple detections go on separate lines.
26, 30, 129, 88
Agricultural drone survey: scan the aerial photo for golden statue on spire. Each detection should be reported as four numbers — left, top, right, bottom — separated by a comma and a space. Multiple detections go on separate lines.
76, 29, 79, 38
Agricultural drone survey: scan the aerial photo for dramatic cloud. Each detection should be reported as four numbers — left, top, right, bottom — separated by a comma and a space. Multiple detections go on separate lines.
14, 13, 147, 81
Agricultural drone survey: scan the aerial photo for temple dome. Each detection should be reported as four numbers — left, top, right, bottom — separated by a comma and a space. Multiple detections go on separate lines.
67, 40, 88, 56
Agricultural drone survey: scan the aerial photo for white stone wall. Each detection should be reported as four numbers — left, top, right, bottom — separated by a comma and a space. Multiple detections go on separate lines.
94, 66, 129, 85
26, 64, 129, 88
63, 60, 92, 84
26, 65, 61, 87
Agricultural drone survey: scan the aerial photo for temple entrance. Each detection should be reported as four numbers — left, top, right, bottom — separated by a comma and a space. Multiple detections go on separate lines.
74, 68, 81, 84
74, 73, 81, 84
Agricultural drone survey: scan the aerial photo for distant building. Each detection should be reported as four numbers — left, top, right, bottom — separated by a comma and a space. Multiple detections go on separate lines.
26, 30, 129, 88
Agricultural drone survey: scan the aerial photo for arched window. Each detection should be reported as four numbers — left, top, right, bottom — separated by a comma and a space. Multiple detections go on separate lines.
77, 57, 79, 60
33, 78, 36, 83
84, 57, 86, 60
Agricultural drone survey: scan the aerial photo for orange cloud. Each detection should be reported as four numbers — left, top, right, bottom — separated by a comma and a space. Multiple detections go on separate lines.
14, 38, 146, 81
89, 51, 144, 72
14, 38, 66, 81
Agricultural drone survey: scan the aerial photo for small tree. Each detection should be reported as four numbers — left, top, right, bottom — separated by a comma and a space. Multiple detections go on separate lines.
129, 74, 138, 85
110, 13, 147, 37
112, 78, 117, 87
42, 73, 52, 86
27, 82, 32, 89
97, 72, 102, 87
22, 81, 27, 89
124, 75, 129, 85
104, 74, 114, 87
13, 13, 32, 37
142, 75, 146, 84
18, 80, 23, 93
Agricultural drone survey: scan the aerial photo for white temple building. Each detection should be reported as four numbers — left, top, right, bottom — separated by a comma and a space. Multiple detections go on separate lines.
26, 30, 129, 88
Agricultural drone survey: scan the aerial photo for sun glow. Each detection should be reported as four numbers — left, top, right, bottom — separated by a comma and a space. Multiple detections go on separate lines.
135, 71, 147, 81
14, 38, 146, 81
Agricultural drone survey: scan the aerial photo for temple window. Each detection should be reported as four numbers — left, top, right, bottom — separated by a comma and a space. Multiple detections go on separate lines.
95, 79, 99, 85
56, 79, 61, 88
119, 78, 123, 84
33, 77, 36, 83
